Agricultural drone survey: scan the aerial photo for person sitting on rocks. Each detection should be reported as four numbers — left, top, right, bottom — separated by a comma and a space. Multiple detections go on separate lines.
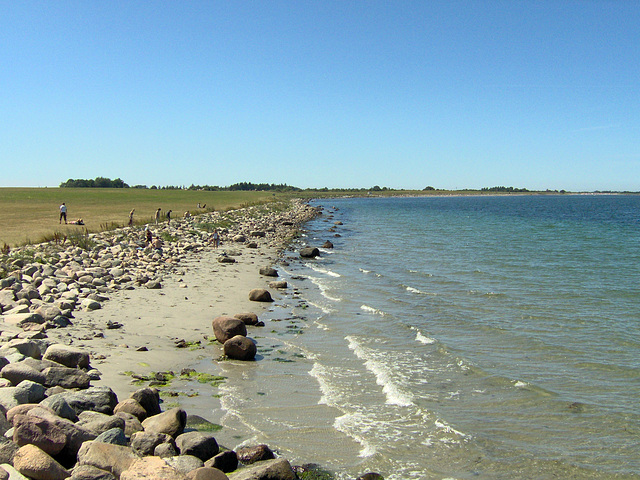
145, 226, 152, 245
152, 236, 163, 253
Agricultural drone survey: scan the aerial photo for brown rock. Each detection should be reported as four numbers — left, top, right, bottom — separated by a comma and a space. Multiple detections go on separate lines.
141, 407, 187, 438
233, 313, 259, 326
114, 399, 147, 422
186, 467, 229, 480
13, 444, 70, 480
227, 458, 294, 480
77, 441, 139, 478
12, 414, 67, 455
248, 289, 273, 302
120, 457, 185, 480
130, 387, 161, 416
223, 336, 257, 361
236, 444, 275, 465
42, 344, 90, 369
211, 316, 247, 344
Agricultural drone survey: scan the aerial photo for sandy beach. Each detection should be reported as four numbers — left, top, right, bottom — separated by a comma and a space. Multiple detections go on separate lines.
46, 241, 282, 403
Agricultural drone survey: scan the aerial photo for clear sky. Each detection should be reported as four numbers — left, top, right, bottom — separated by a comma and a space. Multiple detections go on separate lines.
1, 1, 638, 191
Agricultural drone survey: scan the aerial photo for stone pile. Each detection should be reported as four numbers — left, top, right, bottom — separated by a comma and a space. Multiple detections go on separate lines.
0, 340, 303, 479
0, 200, 320, 331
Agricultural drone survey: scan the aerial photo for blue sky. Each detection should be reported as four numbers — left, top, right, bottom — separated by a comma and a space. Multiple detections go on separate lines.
1, 1, 638, 191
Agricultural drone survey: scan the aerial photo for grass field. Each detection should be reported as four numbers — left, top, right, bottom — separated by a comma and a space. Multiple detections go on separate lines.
0, 188, 289, 247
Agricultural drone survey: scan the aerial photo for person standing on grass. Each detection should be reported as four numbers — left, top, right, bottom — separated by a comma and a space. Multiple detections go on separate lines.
59, 203, 67, 224
128, 209, 135, 227
155, 208, 161, 224
166, 209, 172, 224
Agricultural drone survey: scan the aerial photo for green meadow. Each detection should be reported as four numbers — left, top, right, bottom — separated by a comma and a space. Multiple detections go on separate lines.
0, 187, 288, 247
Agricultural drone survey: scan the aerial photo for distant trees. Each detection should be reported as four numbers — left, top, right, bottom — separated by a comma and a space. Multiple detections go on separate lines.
60, 177, 129, 188
481, 186, 529, 193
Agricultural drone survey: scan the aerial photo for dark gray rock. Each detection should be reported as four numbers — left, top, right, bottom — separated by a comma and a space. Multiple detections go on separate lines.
175, 431, 219, 461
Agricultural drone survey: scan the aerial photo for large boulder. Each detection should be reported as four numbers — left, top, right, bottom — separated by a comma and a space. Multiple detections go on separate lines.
175, 431, 219, 462
236, 445, 274, 465
205, 450, 238, 473
42, 367, 91, 389
130, 431, 175, 457
120, 457, 184, 480
1, 363, 47, 386
223, 336, 257, 361
227, 458, 295, 480
129, 387, 161, 417
12, 414, 67, 456
233, 313, 259, 326
76, 441, 140, 478
76, 411, 126, 436
42, 345, 90, 369
186, 466, 229, 480
13, 444, 70, 480
258, 267, 278, 277
141, 408, 187, 438
68, 464, 116, 480
248, 289, 272, 302
211, 317, 247, 344
34, 304, 62, 322
114, 399, 147, 422
299, 247, 320, 258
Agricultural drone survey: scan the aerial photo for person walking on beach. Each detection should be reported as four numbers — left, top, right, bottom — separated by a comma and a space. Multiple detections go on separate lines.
155, 208, 161, 225
59, 203, 67, 224
128, 209, 135, 227
212, 229, 220, 248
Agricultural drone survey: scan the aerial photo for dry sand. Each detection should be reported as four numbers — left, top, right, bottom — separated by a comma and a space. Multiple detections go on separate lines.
46, 242, 283, 402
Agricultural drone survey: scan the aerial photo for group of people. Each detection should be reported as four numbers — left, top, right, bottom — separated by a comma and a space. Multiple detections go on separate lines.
57, 203, 219, 250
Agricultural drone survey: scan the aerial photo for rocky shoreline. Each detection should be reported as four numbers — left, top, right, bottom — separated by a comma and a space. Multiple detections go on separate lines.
0, 199, 383, 480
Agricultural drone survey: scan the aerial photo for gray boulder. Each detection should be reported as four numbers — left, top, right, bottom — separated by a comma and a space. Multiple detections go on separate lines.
43, 345, 90, 369
299, 247, 320, 258
130, 431, 174, 457
42, 367, 91, 389
1, 363, 47, 386
227, 458, 295, 480
175, 431, 219, 461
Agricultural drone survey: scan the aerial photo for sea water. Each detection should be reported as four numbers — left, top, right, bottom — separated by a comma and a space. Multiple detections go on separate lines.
210, 195, 640, 480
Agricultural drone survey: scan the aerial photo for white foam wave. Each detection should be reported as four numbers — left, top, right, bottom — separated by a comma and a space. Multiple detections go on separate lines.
415, 331, 435, 344
306, 264, 341, 277
514, 380, 528, 388
334, 413, 377, 457
309, 363, 338, 406
308, 277, 342, 302
360, 304, 386, 316
346, 336, 414, 407
435, 419, 468, 439
359, 268, 371, 274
